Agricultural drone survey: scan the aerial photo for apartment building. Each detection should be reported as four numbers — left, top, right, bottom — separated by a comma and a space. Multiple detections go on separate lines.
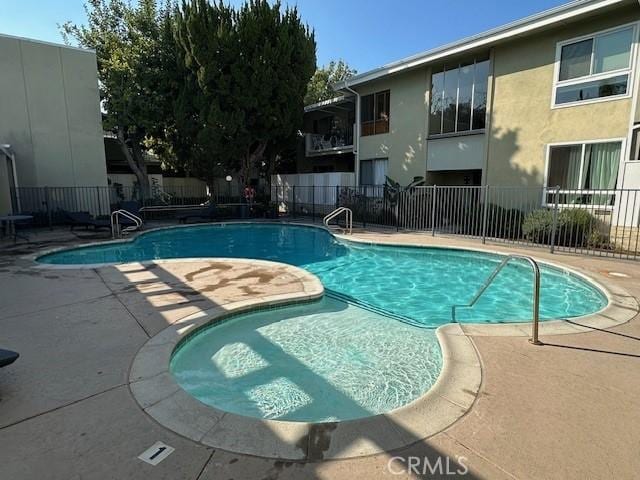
0, 33, 107, 215
333, 0, 640, 203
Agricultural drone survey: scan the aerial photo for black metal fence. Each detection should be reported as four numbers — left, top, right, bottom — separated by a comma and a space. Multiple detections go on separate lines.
272, 184, 640, 260
9, 184, 640, 259
11, 185, 245, 225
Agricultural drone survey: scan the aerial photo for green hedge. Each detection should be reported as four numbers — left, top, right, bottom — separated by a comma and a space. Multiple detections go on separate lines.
522, 208, 610, 248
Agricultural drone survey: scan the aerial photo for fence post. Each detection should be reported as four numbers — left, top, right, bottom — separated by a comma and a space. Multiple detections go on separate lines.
95, 186, 101, 216
312, 186, 316, 223
292, 185, 296, 218
549, 185, 560, 253
431, 184, 437, 237
335, 185, 339, 210
363, 185, 367, 229
44, 186, 52, 229
481, 185, 489, 244
395, 190, 400, 232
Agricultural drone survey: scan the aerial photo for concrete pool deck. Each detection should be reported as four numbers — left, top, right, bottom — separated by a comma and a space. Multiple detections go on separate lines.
0, 224, 639, 479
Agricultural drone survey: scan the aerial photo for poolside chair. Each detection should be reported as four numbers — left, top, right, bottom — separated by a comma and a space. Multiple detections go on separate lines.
177, 203, 217, 224
116, 201, 144, 228
65, 211, 111, 230
119, 201, 141, 216
0, 349, 19, 368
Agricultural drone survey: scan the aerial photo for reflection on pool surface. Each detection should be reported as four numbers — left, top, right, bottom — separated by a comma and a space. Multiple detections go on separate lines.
170, 296, 443, 421
38, 223, 607, 326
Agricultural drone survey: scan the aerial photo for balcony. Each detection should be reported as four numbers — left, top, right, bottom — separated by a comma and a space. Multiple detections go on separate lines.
305, 127, 354, 157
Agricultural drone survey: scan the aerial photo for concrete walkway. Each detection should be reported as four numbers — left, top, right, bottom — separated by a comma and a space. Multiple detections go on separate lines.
0, 226, 638, 479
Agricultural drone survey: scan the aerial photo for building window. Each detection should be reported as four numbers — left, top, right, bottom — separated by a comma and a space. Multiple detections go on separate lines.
545, 141, 621, 206
629, 124, 640, 160
554, 25, 636, 106
361, 90, 390, 136
360, 158, 388, 185
429, 57, 490, 136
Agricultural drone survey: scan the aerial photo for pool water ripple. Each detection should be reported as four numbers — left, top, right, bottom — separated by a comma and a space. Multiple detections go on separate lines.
39, 223, 607, 326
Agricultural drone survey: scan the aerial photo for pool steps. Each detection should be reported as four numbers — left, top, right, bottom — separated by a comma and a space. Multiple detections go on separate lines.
324, 289, 432, 329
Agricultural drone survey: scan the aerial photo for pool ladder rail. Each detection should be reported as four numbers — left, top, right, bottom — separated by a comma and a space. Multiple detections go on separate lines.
111, 209, 143, 238
451, 254, 542, 346
323, 207, 352, 235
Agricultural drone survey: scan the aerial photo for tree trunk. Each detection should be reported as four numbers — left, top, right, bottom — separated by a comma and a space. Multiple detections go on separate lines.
241, 142, 267, 186
116, 127, 150, 192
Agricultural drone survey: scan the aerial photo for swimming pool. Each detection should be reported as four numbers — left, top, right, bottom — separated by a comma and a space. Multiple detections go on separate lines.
170, 295, 442, 422
39, 223, 607, 326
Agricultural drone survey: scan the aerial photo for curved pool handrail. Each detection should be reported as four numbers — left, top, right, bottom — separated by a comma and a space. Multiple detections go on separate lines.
323, 207, 352, 234
451, 254, 542, 345
111, 209, 143, 238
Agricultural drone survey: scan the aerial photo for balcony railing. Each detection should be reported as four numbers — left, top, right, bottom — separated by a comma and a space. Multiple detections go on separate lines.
305, 126, 354, 156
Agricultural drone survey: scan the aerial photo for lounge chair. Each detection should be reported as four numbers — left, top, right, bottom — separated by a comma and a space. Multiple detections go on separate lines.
0, 349, 19, 368
116, 201, 143, 227
65, 211, 111, 230
177, 203, 217, 224
119, 201, 141, 216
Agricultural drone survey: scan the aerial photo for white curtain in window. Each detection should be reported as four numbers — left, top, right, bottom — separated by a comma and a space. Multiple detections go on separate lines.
548, 145, 582, 189
566, 146, 583, 189
373, 159, 388, 185
360, 159, 388, 185
583, 142, 620, 189
360, 160, 374, 185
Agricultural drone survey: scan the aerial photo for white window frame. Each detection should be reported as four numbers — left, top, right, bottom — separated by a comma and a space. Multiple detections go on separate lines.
542, 137, 626, 209
628, 124, 640, 162
551, 22, 639, 109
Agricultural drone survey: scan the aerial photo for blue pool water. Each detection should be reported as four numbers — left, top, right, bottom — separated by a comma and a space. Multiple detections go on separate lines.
170, 296, 442, 421
39, 223, 607, 325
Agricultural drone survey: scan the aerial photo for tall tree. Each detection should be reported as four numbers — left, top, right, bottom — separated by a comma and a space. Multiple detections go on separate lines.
61, 0, 173, 190
173, 0, 316, 188
304, 60, 357, 105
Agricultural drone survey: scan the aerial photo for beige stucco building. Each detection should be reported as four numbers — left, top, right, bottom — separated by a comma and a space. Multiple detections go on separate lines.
334, 0, 640, 201
0, 34, 107, 215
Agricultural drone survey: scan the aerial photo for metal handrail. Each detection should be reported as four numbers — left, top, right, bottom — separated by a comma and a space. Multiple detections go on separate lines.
451, 254, 542, 345
323, 207, 352, 234
111, 209, 143, 238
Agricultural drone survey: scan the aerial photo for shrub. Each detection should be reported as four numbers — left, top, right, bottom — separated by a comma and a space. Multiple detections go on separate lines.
586, 230, 613, 250
557, 208, 594, 247
523, 208, 609, 248
485, 204, 524, 239
522, 209, 555, 243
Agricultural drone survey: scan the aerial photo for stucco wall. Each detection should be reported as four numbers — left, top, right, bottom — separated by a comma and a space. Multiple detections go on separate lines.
357, 67, 429, 185
427, 134, 486, 172
0, 151, 11, 214
486, 7, 639, 187
0, 35, 107, 190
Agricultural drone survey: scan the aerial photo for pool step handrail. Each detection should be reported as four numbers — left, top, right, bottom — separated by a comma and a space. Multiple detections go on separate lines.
323, 207, 352, 234
111, 209, 143, 238
451, 254, 542, 345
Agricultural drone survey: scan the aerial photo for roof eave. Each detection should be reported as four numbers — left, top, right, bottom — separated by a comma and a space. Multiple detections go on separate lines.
333, 0, 629, 90
304, 95, 355, 112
